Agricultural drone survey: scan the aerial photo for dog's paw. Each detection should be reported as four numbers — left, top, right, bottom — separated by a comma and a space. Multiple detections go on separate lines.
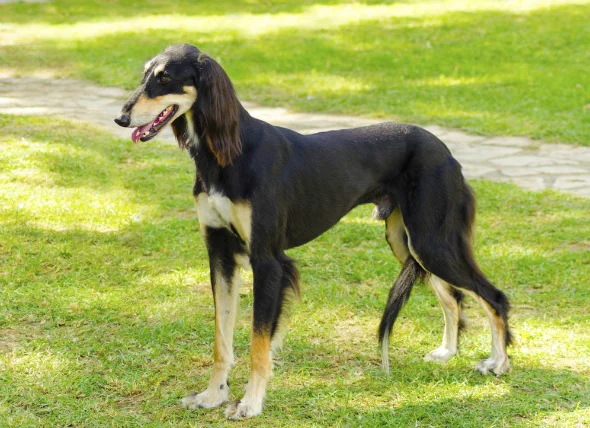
423, 347, 456, 363
224, 399, 263, 419
475, 357, 510, 376
181, 386, 229, 410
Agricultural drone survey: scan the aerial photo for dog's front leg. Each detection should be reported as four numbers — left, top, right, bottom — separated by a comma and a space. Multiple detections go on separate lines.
225, 256, 281, 419
182, 228, 243, 410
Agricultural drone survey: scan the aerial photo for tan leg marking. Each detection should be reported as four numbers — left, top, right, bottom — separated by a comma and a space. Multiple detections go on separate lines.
381, 209, 411, 370
424, 276, 460, 363
268, 285, 298, 374
225, 331, 271, 419
464, 290, 510, 375
385, 209, 410, 263
182, 265, 240, 410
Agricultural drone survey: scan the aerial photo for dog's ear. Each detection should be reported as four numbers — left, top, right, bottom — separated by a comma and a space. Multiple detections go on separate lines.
195, 55, 242, 167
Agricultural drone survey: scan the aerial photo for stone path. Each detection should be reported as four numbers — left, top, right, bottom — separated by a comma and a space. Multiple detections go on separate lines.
0, 0, 45, 3
1, 75, 589, 198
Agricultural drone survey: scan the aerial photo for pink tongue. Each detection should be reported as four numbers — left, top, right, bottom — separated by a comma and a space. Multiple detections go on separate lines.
131, 122, 153, 143
130, 107, 175, 143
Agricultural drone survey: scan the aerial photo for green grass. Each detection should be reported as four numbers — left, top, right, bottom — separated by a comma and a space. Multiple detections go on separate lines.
0, 0, 589, 145
0, 114, 588, 426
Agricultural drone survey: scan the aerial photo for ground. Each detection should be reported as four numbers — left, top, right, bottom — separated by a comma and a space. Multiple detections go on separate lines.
0, 0, 589, 426
0, 0, 589, 144
0, 117, 589, 426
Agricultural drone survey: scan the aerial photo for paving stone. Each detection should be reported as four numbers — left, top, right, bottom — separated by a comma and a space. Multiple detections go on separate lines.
571, 187, 590, 197
0, 107, 52, 115
501, 166, 588, 177
490, 155, 576, 167
553, 176, 590, 190
441, 130, 487, 145
481, 136, 536, 148
453, 146, 521, 161
566, 148, 590, 162
538, 143, 575, 154
422, 125, 449, 137
461, 165, 497, 178
508, 176, 546, 191
90, 87, 127, 98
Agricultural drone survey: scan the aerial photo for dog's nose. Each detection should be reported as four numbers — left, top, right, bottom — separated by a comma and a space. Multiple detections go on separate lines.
114, 114, 130, 127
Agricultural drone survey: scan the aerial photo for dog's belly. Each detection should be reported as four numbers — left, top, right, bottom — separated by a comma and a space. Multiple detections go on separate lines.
285, 221, 340, 249
284, 201, 357, 249
195, 192, 252, 246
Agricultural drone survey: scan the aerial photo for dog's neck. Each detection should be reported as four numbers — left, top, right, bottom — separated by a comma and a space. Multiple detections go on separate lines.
183, 103, 252, 199
175, 102, 251, 151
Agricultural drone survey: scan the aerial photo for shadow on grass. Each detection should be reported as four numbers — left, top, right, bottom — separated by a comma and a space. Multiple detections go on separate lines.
1, 112, 589, 425
1, 188, 588, 424
0, 115, 194, 213
1, 2, 588, 143
0, 0, 417, 24
264, 371, 589, 426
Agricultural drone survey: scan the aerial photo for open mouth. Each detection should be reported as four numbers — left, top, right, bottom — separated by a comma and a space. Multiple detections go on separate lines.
131, 105, 178, 143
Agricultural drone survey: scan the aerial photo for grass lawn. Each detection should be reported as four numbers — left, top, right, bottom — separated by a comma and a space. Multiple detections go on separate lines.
0, 0, 589, 145
0, 115, 588, 426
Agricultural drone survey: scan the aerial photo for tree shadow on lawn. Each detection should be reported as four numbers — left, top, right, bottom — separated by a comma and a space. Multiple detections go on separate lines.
214, 3, 586, 142
1, 196, 588, 424
1, 113, 588, 325
0, 115, 195, 215
262, 371, 589, 426
0, 0, 417, 25
2, 3, 587, 142
1, 106, 589, 422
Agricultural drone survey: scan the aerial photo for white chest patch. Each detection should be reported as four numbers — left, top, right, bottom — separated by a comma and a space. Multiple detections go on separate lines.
195, 192, 252, 247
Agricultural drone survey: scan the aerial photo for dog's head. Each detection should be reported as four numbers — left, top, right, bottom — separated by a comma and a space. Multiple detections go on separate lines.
115, 44, 242, 167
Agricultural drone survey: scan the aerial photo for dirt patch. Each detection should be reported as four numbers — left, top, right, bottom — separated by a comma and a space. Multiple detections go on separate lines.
566, 242, 590, 253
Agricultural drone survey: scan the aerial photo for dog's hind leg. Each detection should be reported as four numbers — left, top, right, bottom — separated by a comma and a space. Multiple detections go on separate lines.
398, 172, 511, 375
423, 276, 464, 363
379, 209, 426, 371
182, 227, 244, 410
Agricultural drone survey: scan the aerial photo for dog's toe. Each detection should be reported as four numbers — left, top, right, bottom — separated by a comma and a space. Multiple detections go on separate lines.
181, 387, 229, 410
475, 357, 510, 376
424, 347, 456, 363
224, 400, 263, 419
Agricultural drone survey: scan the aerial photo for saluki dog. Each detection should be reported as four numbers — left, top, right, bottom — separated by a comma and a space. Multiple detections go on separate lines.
115, 44, 512, 419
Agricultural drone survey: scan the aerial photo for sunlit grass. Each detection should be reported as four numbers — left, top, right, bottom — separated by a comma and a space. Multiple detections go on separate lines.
0, 0, 588, 145
0, 115, 588, 425
4, 0, 586, 42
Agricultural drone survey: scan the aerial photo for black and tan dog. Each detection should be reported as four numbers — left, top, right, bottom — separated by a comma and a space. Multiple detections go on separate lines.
115, 44, 512, 419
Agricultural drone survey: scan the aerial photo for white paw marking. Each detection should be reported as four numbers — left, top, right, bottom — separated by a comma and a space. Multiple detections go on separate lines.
475, 357, 510, 375
181, 386, 229, 410
423, 347, 457, 363
224, 399, 263, 419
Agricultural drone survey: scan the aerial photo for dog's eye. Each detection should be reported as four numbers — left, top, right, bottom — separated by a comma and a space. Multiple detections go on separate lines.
159, 74, 171, 83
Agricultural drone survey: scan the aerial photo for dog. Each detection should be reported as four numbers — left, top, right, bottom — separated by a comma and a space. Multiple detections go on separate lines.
115, 44, 512, 419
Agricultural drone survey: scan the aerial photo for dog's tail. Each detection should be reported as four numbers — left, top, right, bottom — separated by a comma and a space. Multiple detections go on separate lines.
379, 256, 426, 372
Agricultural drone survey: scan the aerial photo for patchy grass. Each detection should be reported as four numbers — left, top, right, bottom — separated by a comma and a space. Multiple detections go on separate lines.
0, 0, 589, 145
0, 115, 588, 426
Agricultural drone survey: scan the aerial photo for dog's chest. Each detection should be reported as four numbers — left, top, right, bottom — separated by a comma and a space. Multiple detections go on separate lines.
195, 191, 252, 246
